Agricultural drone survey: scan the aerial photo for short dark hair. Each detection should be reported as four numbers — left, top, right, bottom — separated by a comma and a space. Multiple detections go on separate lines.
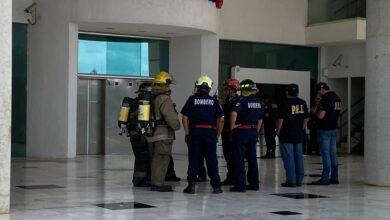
287, 84, 299, 96
316, 82, 329, 91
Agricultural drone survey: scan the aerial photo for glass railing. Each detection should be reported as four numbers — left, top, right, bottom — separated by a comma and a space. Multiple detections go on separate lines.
308, 0, 366, 25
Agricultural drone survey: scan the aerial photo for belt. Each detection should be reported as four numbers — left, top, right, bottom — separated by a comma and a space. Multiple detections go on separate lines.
191, 125, 216, 129
235, 125, 257, 129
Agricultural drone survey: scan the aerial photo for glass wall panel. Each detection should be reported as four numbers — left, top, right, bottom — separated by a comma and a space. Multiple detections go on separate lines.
308, 0, 366, 25
219, 40, 318, 98
78, 34, 169, 77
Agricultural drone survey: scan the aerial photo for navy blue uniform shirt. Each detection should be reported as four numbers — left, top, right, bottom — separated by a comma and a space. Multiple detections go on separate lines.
233, 95, 262, 125
181, 91, 224, 126
277, 97, 309, 144
317, 91, 342, 130
222, 95, 239, 130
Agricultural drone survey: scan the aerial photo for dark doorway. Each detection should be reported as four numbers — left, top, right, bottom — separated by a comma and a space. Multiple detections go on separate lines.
12, 23, 28, 157
256, 83, 287, 106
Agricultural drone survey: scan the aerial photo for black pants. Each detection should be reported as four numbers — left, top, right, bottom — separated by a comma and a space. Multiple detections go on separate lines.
129, 134, 150, 186
264, 127, 276, 157
307, 128, 320, 155
222, 131, 235, 182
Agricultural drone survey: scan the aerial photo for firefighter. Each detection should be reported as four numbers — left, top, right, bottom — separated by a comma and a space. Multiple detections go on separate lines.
118, 82, 152, 187
181, 75, 224, 194
145, 72, 181, 192
230, 79, 263, 192
221, 78, 240, 185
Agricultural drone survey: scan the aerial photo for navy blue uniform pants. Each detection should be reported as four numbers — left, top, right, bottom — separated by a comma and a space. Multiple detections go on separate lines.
187, 128, 221, 188
222, 131, 235, 182
233, 129, 259, 190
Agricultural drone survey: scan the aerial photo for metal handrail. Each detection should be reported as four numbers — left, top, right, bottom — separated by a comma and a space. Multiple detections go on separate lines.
338, 97, 365, 144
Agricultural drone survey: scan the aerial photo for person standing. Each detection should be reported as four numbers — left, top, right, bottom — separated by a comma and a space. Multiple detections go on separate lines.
230, 79, 263, 192
181, 75, 224, 194
145, 72, 181, 192
306, 96, 321, 155
276, 84, 309, 187
310, 83, 342, 185
260, 94, 277, 159
119, 82, 152, 187
221, 78, 240, 185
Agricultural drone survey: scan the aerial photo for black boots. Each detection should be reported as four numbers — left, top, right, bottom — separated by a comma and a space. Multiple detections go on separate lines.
150, 185, 173, 192
183, 183, 223, 194
183, 183, 196, 194
165, 175, 181, 182
213, 187, 223, 194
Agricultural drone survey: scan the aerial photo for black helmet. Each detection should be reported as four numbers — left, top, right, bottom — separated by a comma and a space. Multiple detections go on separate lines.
137, 82, 153, 93
240, 79, 258, 91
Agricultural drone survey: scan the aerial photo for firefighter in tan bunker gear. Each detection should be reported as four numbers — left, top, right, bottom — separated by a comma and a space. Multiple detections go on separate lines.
146, 72, 181, 192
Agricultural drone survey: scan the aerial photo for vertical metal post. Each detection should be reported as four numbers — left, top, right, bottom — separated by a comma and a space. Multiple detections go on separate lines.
347, 76, 352, 154
86, 80, 90, 155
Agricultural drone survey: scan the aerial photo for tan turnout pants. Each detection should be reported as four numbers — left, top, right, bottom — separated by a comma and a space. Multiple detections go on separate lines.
149, 140, 172, 186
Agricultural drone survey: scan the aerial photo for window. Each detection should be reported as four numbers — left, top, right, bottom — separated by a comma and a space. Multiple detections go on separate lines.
78, 34, 169, 77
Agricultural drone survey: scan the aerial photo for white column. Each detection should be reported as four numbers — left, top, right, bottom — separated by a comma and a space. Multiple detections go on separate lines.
0, 0, 12, 213
365, 0, 390, 186
169, 34, 219, 154
27, 0, 77, 158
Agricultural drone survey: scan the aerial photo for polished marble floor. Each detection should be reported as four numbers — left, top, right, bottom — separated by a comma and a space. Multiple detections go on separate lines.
1, 154, 390, 219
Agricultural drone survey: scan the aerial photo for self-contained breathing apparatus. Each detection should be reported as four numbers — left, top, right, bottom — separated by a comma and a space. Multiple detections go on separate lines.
117, 82, 158, 137
118, 97, 137, 137
136, 88, 155, 137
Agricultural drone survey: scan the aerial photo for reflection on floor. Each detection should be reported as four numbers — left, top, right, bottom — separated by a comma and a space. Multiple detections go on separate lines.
3, 154, 390, 219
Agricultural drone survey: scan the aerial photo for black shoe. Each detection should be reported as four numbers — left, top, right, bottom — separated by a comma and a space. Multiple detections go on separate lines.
308, 179, 330, 186
183, 183, 196, 194
281, 182, 296, 187
165, 176, 181, 182
260, 155, 270, 159
246, 185, 259, 191
213, 187, 223, 194
330, 179, 339, 185
196, 176, 207, 182
269, 154, 276, 159
221, 179, 234, 186
230, 187, 246, 192
296, 183, 302, 187
133, 181, 151, 187
150, 185, 173, 192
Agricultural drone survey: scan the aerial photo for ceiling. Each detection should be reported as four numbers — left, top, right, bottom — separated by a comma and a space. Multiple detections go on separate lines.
78, 22, 214, 38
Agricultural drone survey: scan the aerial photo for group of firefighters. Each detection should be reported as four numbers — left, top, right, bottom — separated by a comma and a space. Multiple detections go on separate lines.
119, 71, 342, 193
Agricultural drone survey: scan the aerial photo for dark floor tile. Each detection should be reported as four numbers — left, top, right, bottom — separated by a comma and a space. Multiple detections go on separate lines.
273, 193, 328, 199
16, 185, 64, 189
102, 168, 133, 171
305, 174, 322, 177
95, 202, 155, 210
78, 176, 97, 179
271, 211, 302, 216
